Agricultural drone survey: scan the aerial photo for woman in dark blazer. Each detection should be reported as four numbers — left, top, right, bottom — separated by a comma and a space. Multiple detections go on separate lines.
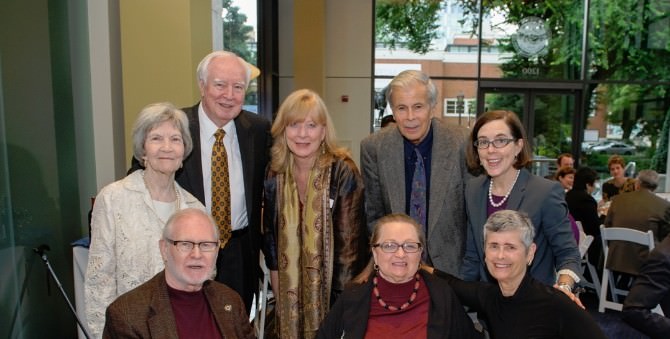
461, 110, 581, 299
317, 214, 480, 339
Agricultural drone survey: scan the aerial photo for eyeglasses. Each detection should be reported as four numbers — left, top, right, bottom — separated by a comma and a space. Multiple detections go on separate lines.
372, 241, 422, 253
166, 239, 219, 253
473, 138, 516, 149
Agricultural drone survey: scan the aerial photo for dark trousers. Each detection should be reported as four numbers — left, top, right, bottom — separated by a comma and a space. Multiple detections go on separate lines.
215, 228, 256, 315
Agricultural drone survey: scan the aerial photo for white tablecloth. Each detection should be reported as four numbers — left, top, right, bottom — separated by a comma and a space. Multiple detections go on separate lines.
73, 246, 89, 339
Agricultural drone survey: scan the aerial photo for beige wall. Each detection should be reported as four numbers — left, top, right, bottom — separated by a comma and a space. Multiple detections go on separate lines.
280, 0, 373, 165
119, 0, 211, 167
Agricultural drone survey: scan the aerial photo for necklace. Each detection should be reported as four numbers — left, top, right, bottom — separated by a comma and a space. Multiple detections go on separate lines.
488, 169, 521, 208
372, 273, 420, 311
142, 171, 181, 210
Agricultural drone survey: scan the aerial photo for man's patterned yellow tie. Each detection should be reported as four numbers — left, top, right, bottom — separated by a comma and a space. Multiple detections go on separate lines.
211, 128, 232, 248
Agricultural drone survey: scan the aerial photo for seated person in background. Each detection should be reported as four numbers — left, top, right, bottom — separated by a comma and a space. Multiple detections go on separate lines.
545, 153, 574, 180
566, 167, 605, 266
433, 210, 606, 339
317, 214, 481, 339
601, 154, 636, 201
557, 153, 575, 169
605, 169, 670, 276
103, 208, 254, 339
556, 166, 576, 192
380, 114, 396, 129
622, 234, 670, 339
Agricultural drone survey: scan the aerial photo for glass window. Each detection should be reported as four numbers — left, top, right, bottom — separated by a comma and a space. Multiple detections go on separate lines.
217, 0, 259, 112
587, 0, 670, 82
373, 0, 669, 193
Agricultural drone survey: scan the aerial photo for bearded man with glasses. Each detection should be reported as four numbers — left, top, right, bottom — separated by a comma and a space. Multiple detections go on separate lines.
103, 208, 254, 338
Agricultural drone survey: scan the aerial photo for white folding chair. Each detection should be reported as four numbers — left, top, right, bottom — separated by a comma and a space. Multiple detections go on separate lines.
253, 251, 271, 338
598, 225, 655, 313
575, 221, 600, 298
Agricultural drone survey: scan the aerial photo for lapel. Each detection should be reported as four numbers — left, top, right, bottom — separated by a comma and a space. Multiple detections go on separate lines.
234, 111, 254, 213
506, 168, 530, 210
146, 273, 180, 339
427, 119, 454, 233
342, 279, 374, 337
204, 281, 236, 335
180, 104, 205, 203
380, 128, 406, 213
472, 175, 490, 258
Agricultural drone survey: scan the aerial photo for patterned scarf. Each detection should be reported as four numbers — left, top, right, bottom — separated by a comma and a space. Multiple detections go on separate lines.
276, 160, 333, 339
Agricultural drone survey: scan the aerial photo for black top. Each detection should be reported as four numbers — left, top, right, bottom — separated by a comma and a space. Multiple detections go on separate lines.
436, 271, 606, 339
565, 188, 603, 236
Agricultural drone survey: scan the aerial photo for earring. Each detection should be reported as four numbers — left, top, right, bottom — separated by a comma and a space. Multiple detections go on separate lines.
321, 142, 325, 155
373, 264, 379, 271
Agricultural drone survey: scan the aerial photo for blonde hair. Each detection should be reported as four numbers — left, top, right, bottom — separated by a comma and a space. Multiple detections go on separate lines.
270, 89, 349, 172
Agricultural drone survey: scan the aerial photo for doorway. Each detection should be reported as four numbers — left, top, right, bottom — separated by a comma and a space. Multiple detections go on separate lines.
476, 81, 583, 176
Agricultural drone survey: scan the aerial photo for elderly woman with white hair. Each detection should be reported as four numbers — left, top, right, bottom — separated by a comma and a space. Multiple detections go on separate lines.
433, 210, 606, 339
85, 102, 205, 339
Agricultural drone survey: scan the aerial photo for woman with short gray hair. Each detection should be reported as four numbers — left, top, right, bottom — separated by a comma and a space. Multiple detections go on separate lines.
85, 102, 204, 339
433, 210, 606, 339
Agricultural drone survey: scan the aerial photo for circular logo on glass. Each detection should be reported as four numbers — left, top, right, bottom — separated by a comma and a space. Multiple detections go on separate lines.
512, 17, 551, 58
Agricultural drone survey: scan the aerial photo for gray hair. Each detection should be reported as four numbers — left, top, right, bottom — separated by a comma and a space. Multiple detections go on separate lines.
637, 169, 659, 191
132, 102, 193, 162
385, 70, 438, 109
484, 210, 535, 250
163, 208, 219, 241
196, 50, 251, 89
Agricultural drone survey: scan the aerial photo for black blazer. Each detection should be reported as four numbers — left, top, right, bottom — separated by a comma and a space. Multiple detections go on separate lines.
565, 188, 603, 236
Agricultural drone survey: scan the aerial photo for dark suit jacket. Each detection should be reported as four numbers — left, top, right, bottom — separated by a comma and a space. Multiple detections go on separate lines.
103, 271, 255, 339
360, 118, 470, 276
604, 189, 670, 275
130, 103, 271, 296
566, 188, 603, 237
623, 235, 670, 339
316, 270, 481, 339
461, 169, 582, 286
566, 188, 605, 265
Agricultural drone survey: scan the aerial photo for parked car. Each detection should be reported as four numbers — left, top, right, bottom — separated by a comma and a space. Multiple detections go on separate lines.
589, 142, 636, 155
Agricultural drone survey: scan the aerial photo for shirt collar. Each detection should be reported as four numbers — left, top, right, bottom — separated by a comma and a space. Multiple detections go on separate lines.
198, 103, 237, 140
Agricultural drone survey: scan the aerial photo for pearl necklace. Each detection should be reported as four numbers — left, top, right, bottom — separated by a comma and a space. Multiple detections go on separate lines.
488, 169, 521, 208
142, 171, 181, 210
372, 273, 420, 311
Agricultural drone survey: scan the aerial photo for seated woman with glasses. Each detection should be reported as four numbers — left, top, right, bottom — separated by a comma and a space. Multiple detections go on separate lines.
431, 210, 606, 339
461, 110, 582, 305
317, 213, 481, 339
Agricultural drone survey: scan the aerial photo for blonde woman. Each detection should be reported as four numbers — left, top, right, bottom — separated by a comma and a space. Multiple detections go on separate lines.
263, 89, 369, 339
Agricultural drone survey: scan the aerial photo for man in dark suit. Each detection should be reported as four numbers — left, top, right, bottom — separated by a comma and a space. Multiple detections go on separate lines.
605, 169, 670, 275
103, 208, 254, 338
361, 70, 470, 277
131, 51, 270, 314
622, 234, 670, 339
